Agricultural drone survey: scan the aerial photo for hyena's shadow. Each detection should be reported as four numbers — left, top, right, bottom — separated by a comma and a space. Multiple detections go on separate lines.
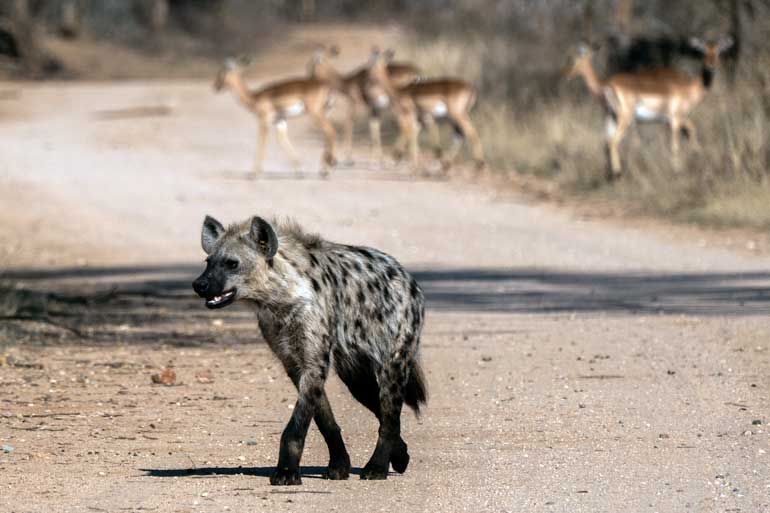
140, 465, 380, 479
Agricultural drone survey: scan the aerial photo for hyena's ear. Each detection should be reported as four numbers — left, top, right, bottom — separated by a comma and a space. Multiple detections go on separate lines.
201, 215, 225, 255
249, 216, 278, 260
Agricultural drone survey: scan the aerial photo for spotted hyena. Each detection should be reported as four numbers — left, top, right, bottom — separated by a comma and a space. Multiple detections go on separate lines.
192, 215, 427, 485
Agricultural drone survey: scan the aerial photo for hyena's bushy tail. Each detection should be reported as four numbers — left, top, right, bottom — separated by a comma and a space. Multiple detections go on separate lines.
405, 360, 428, 415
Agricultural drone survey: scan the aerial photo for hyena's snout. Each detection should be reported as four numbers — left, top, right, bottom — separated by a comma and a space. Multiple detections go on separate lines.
193, 271, 237, 310
192, 274, 210, 297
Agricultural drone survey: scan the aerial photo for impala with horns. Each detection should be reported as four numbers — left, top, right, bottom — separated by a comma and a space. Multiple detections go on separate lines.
563, 36, 733, 177
308, 45, 420, 163
367, 48, 486, 175
214, 56, 337, 178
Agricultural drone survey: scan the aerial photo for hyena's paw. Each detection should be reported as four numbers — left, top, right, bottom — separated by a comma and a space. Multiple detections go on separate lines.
322, 462, 351, 480
270, 468, 302, 486
360, 464, 388, 480
390, 440, 410, 474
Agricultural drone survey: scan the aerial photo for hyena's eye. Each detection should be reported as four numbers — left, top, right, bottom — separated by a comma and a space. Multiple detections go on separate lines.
225, 259, 239, 270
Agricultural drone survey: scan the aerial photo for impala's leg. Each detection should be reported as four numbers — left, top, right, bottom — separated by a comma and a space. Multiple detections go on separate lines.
607, 113, 631, 178
254, 118, 269, 178
670, 117, 683, 170
275, 119, 302, 176
310, 110, 337, 178
443, 112, 485, 174
441, 120, 464, 174
682, 119, 699, 149
343, 98, 356, 164
392, 114, 408, 163
369, 113, 383, 164
422, 114, 442, 159
670, 119, 681, 155
406, 114, 422, 176
456, 114, 485, 172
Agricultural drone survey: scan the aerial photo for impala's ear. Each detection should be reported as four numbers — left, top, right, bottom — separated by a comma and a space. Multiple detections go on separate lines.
223, 57, 236, 70
202, 215, 225, 255
328, 44, 340, 57
236, 54, 252, 67
248, 217, 278, 260
383, 48, 395, 61
717, 35, 734, 54
689, 37, 708, 53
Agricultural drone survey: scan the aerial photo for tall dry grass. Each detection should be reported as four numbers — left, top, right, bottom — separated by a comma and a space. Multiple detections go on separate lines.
404, 30, 770, 229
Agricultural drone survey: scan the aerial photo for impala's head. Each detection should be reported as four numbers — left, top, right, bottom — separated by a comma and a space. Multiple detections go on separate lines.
562, 43, 594, 80
689, 36, 733, 70
366, 46, 396, 88
213, 56, 250, 92
368, 46, 396, 71
307, 45, 339, 78
192, 215, 278, 309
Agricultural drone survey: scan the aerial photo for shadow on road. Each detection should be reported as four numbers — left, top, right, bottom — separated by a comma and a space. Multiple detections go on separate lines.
141, 465, 363, 480
413, 268, 770, 316
3, 264, 770, 345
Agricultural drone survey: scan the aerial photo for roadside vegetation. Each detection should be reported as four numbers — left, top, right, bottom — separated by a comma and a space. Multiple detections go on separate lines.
403, 1, 770, 229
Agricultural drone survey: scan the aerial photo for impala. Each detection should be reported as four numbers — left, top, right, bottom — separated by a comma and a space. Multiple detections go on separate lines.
367, 49, 486, 175
564, 36, 733, 177
214, 57, 337, 178
308, 46, 420, 163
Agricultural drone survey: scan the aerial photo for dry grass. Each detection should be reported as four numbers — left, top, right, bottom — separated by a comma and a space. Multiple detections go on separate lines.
405, 32, 770, 230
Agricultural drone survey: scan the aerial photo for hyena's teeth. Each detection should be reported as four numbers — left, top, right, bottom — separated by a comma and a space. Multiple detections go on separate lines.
208, 291, 234, 305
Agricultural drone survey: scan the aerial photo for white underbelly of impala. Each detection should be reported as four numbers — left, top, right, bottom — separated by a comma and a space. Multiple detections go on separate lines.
634, 98, 666, 122
374, 94, 389, 108
283, 102, 305, 117
432, 102, 448, 117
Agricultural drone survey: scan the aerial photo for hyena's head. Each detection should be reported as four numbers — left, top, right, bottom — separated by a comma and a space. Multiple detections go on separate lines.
192, 215, 278, 309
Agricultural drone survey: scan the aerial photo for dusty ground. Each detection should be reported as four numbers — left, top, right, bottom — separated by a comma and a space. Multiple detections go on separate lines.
1, 26, 769, 513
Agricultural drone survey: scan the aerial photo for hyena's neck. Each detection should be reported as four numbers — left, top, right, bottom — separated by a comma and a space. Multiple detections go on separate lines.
247, 247, 313, 312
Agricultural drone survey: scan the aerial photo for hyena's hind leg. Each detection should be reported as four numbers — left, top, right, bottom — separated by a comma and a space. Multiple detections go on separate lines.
337, 359, 409, 476
361, 328, 427, 481
359, 360, 408, 480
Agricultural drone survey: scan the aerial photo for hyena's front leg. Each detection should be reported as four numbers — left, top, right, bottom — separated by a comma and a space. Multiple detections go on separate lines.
314, 390, 351, 480
272, 360, 345, 485
271, 388, 315, 486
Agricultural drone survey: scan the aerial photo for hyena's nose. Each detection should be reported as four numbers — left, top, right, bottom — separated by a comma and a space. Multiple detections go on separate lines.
192, 277, 209, 296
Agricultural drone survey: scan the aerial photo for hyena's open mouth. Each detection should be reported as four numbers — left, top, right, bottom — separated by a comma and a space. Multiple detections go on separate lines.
205, 289, 237, 309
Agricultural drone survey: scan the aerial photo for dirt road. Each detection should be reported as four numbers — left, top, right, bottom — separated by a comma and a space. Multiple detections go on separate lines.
1, 30, 769, 513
